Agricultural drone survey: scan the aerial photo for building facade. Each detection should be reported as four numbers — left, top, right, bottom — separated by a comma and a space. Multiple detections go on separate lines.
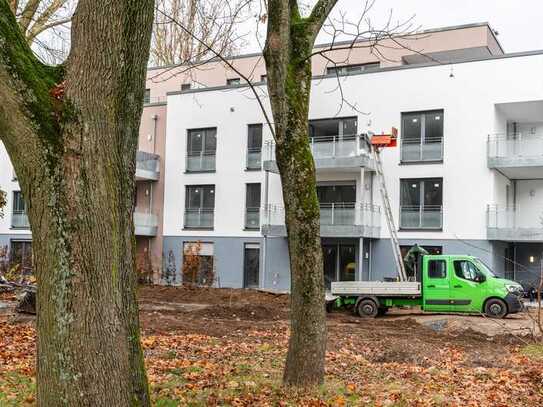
2, 23, 542, 289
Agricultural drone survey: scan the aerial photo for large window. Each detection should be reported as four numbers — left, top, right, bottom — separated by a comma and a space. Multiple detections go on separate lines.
246, 124, 263, 170
11, 191, 29, 229
182, 242, 214, 285
401, 110, 444, 162
400, 178, 443, 229
10, 240, 33, 276
326, 62, 380, 76
186, 128, 217, 172
308, 117, 360, 159
317, 184, 356, 226
184, 185, 215, 229
245, 183, 261, 230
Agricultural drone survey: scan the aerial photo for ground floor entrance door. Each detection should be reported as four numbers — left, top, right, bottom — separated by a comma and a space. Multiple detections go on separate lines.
243, 243, 260, 288
322, 241, 356, 289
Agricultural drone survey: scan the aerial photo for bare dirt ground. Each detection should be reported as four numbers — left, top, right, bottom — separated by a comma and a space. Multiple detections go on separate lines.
2, 285, 543, 406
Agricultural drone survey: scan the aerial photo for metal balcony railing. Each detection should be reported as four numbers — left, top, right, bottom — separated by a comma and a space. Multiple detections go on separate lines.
399, 205, 443, 229
488, 133, 543, 161
246, 147, 262, 170
11, 210, 30, 229
186, 151, 216, 172
487, 205, 543, 240
401, 137, 443, 162
265, 134, 370, 162
244, 207, 260, 229
184, 208, 214, 229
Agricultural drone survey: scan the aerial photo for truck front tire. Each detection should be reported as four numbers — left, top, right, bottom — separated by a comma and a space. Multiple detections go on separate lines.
484, 298, 508, 318
357, 299, 379, 318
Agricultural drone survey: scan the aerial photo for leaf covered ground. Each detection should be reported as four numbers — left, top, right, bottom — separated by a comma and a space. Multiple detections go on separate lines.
1, 286, 543, 406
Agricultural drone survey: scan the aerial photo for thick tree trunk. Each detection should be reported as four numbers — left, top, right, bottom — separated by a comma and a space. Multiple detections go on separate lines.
0, 1, 154, 405
264, 1, 335, 387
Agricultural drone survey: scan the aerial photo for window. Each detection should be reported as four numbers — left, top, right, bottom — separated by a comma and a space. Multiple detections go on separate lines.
400, 178, 443, 229
247, 124, 263, 170
181, 83, 191, 91
245, 184, 261, 229
184, 185, 215, 229
308, 117, 360, 158
186, 128, 217, 172
12, 191, 29, 229
10, 240, 33, 276
326, 62, 380, 76
226, 78, 241, 86
183, 242, 214, 285
428, 259, 447, 279
401, 110, 443, 162
454, 260, 481, 281
144, 88, 151, 104
260, 75, 267, 83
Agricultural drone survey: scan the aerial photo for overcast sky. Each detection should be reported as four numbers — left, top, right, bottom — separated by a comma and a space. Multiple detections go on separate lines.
315, 0, 543, 53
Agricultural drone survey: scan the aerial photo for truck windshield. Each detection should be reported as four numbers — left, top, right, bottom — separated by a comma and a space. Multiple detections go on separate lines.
474, 259, 497, 278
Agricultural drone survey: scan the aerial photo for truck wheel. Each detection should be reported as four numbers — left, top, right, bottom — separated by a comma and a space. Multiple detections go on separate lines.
357, 299, 378, 318
484, 298, 508, 318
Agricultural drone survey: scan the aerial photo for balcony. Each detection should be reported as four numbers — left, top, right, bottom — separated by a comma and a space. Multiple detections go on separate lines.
186, 151, 216, 172
244, 207, 260, 230
261, 203, 381, 238
401, 137, 443, 163
136, 151, 160, 181
11, 211, 30, 229
399, 206, 443, 230
246, 147, 262, 170
184, 208, 214, 229
487, 205, 543, 242
488, 134, 543, 179
263, 135, 373, 173
134, 211, 158, 236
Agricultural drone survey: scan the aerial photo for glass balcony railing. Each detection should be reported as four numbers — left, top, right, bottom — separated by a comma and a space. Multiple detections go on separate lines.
401, 137, 443, 162
399, 205, 443, 229
262, 202, 381, 236
11, 210, 30, 229
184, 208, 214, 229
246, 147, 262, 170
488, 134, 543, 162
264, 135, 371, 168
487, 205, 543, 241
186, 151, 216, 172
136, 151, 160, 180
244, 207, 260, 229
133, 211, 158, 236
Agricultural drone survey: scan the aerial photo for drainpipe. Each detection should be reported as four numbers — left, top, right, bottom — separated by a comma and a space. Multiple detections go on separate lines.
152, 114, 158, 154
262, 170, 269, 288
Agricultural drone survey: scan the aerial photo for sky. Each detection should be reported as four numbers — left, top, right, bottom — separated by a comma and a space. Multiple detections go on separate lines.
318, 0, 543, 53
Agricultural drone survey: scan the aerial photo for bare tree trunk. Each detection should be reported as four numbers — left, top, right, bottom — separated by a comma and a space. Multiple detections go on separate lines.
0, 1, 154, 405
264, 0, 338, 387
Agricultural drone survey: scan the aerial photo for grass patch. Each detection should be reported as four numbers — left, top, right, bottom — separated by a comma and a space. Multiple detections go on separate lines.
521, 343, 543, 359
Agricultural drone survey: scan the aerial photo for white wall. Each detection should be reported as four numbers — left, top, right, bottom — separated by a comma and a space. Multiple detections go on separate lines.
0, 144, 27, 237
163, 52, 543, 241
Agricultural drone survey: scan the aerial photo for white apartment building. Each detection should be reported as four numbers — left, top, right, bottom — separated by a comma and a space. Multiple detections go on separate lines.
2, 23, 542, 289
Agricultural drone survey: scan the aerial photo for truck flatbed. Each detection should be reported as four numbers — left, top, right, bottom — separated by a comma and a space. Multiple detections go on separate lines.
331, 281, 421, 297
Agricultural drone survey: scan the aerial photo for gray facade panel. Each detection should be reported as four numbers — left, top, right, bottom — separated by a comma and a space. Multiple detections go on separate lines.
263, 237, 290, 291
162, 236, 263, 288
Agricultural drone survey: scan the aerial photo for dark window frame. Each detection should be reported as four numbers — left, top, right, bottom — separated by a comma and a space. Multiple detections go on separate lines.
226, 78, 241, 86
428, 259, 447, 279
400, 109, 444, 163
326, 62, 380, 76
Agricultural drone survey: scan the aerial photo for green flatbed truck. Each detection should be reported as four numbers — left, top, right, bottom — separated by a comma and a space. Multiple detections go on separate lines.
329, 254, 524, 318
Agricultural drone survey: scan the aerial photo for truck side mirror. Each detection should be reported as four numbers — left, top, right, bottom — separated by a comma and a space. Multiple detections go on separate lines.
474, 274, 486, 283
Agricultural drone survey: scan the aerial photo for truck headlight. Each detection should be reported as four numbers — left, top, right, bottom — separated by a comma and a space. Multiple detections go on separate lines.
506, 284, 523, 294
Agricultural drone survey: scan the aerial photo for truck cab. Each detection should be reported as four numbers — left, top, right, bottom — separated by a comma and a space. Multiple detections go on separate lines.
421, 255, 523, 317
330, 254, 524, 318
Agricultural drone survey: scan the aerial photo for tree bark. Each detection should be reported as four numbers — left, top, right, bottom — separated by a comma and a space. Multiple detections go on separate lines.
0, 1, 154, 405
263, 0, 337, 387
